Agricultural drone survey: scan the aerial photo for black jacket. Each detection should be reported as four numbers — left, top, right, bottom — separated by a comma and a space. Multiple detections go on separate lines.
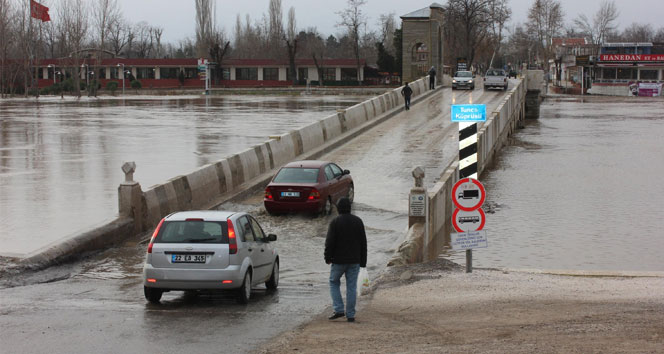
401, 85, 413, 98
324, 213, 367, 267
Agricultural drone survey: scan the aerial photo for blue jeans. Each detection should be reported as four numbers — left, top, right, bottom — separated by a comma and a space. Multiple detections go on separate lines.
329, 263, 360, 318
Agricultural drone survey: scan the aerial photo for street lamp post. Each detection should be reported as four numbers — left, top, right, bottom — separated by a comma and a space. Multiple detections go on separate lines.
81, 63, 89, 89
117, 63, 125, 95
55, 71, 63, 98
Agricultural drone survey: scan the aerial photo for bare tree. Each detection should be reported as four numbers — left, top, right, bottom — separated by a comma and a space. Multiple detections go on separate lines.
377, 13, 396, 55
268, 0, 283, 57
336, 0, 367, 82
655, 27, 664, 42
446, 0, 493, 67
527, 0, 564, 62
284, 6, 297, 84
620, 23, 654, 42
91, 0, 120, 95
195, 0, 214, 58
107, 18, 131, 57
487, 0, 511, 68
0, 0, 12, 97
59, 0, 89, 98
573, 0, 619, 49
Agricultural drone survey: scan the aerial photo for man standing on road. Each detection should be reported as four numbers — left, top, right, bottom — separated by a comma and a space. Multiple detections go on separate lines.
401, 82, 413, 111
428, 66, 436, 89
325, 197, 367, 323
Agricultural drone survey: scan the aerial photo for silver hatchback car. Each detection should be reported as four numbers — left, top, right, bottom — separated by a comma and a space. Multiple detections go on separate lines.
143, 210, 279, 304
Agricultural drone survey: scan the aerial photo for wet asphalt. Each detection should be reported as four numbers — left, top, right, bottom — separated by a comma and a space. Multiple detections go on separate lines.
0, 85, 508, 353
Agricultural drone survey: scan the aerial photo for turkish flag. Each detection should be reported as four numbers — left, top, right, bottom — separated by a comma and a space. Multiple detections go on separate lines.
30, 0, 51, 22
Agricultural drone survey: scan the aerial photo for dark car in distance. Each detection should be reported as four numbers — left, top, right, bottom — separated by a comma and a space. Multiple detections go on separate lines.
264, 160, 354, 216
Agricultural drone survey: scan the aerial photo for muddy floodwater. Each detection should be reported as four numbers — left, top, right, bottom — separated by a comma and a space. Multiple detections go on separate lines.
446, 97, 664, 272
0, 95, 366, 255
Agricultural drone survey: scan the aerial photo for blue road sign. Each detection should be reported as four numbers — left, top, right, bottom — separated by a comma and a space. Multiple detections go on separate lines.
451, 104, 487, 122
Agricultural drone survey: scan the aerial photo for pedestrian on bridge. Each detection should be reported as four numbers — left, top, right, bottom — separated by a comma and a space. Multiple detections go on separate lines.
401, 82, 413, 111
428, 66, 437, 89
325, 197, 367, 323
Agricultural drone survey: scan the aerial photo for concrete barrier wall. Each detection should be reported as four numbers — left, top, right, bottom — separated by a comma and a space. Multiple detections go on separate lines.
139, 76, 430, 229
392, 78, 528, 265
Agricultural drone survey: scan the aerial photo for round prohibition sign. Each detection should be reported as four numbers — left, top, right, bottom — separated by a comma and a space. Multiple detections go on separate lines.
452, 178, 486, 211
452, 208, 486, 232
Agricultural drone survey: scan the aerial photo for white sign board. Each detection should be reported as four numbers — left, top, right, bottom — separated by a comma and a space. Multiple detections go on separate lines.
451, 230, 488, 250
409, 193, 426, 217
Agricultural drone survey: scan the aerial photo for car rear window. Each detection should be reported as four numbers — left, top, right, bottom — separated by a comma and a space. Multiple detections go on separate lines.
155, 221, 228, 243
273, 167, 319, 183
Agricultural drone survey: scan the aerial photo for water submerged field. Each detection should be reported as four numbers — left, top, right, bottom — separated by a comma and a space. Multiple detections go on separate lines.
0, 95, 366, 255
446, 96, 664, 272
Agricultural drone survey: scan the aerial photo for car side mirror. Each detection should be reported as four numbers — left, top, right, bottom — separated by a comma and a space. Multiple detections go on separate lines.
267, 234, 277, 242
343, 169, 350, 175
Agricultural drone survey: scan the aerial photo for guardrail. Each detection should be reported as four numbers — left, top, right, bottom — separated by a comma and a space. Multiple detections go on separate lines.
391, 76, 529, 265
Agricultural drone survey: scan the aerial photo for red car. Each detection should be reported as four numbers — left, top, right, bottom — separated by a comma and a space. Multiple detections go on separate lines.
264, 160, 354, 216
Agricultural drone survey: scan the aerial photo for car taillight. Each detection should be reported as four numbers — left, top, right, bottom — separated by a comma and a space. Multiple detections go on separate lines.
147, 218, 165, 254
308, 189, 321, 200
227, 218, 237, 254
264, 188, 273, 200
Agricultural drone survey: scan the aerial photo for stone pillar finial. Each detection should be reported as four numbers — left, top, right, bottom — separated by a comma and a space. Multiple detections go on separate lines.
412, 167, 425, 187
122, 162, 136, 183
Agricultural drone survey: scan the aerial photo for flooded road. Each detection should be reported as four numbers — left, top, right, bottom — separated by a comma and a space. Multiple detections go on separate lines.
446, 96, 664, 272
1, 86, 511, 354
0, 95, 365, 255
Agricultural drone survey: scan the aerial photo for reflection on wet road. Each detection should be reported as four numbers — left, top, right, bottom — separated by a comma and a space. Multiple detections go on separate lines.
0, 95, 365, 255
1, 86, 511, 354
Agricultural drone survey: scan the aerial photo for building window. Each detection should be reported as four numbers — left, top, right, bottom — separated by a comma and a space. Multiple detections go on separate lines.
639, 69, 658, 80
222, 68, 231, 80
323, 68, 336, 81
136, 67, 155, 79
298, 67, 308, 80
601, 68, 616, 80
98, 67, 106, 79
110, 67, 119, 79
263, 68, 279, 81
160, 68, 179, 79
236, 68, 258, 80
616, 68, 637, 80
341, 68, 357, 81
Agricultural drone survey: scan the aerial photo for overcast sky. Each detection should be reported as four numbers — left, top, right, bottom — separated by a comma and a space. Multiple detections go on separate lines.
115, 0, 664, 44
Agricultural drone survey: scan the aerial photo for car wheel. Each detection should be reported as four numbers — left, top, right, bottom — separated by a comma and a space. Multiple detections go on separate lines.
265, 261, 279, 290
320, 198, 332, 217
237, 271, 252, 304
144, 286, 163, 304
346, 185, 355, 204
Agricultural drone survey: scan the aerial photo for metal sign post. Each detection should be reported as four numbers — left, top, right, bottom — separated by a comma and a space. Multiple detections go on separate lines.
451, 105, 487, 273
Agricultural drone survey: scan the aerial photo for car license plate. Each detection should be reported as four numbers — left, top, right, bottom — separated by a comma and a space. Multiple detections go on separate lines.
281, 191, 300, 197
171, 254, 207, 263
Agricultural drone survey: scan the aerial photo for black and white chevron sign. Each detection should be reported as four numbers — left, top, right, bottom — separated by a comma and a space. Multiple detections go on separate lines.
459, 122, 478, 179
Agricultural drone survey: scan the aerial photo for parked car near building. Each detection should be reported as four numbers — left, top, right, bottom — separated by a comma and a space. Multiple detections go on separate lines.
484, 69, 509, 90
264, 160, 354, 216
143, 210, 279, 304
452, 71, 475, 90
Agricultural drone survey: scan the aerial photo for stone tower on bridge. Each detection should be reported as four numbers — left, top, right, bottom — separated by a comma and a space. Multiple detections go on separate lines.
400, 3, 444, 83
